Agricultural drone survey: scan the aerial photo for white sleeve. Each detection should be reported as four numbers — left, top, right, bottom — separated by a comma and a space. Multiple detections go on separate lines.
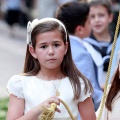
6, 75, 24, 99
78, 78, 92, 102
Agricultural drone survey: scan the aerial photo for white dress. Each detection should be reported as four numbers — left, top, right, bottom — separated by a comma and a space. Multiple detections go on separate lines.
7, 75, 91, 120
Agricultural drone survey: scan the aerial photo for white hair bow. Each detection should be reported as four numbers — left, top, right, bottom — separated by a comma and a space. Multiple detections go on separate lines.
26, 19, 40, 45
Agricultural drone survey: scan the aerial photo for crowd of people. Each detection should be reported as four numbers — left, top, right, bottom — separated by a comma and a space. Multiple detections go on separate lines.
3, 0, 120, 120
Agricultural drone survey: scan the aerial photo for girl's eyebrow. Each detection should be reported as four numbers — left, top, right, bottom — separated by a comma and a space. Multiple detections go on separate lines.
39, 42, 47, 45
39, 40, 61, 44
53, 40, 61, 43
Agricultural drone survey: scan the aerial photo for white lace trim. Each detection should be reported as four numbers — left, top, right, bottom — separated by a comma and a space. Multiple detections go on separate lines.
7, 88, 24, 99
80, 92, 91, 102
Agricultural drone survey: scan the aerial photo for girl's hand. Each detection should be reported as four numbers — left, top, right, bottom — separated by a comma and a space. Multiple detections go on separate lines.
41, 96, 61, 113
7, 95, 61, 120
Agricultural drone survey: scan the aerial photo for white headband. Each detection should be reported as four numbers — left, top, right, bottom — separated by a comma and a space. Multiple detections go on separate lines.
26, 18, 67, 45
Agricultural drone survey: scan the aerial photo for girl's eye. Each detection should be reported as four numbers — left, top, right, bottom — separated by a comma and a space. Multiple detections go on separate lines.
54, 44, 60, 47
41, 45, 47, 49
99, 13, 104, 17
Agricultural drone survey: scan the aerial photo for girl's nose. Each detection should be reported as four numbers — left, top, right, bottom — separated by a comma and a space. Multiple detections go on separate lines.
48, 46, 54, 55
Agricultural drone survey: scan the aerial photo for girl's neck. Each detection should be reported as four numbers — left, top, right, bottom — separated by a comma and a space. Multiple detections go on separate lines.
93, 31, 111, 42
37, 69, 64, 81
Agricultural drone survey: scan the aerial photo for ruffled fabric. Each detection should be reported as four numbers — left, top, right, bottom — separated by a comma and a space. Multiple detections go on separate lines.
78, 78, 92, 102
26, 19, 39, 44
6, 75, 24, 99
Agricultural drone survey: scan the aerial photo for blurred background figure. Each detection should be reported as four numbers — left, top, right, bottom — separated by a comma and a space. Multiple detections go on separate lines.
35, 0, 77, 19
110, 0, 120, 35
0, 0, 27, 99
35, 0, 58, 19
1, 0, 31, 37
84, 0, 114, 90
3, 0, 23, 36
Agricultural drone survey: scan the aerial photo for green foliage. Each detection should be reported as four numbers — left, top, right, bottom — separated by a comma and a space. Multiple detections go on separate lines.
0, 98, 9, 120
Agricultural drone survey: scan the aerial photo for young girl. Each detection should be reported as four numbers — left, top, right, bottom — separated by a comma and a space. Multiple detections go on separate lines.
6, 18, 96, 120
96, 53, 120, 120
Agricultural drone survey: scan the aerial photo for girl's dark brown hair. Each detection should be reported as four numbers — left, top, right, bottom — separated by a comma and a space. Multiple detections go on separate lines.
105, 60, 120, 111
23, 20, 93, 100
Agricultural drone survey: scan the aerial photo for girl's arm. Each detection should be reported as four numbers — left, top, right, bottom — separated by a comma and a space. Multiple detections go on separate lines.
78, 96, 96, 120
7, 94, 60, 120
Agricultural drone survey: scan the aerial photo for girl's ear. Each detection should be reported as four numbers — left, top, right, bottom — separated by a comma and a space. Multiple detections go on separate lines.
65, 42, 68, 55
29, 46, 37, 59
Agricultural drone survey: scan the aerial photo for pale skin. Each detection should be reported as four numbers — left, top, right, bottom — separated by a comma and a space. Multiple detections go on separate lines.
89, 5, 113, 42
7, 95, 96, 120
78, 97, 96, 120
6, 95, 61, 120
7, 30, 96, 120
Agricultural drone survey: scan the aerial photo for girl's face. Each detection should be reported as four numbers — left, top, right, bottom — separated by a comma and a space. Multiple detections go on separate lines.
89, 5, 113, 34
30, 30, 68, 70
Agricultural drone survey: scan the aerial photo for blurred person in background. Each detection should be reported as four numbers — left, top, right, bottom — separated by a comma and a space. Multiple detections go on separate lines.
4, 0, 28, 36
110, 0, 120, 35
35, 0, 58, 19
84, 0, 114, 90
34, 0, 77, 19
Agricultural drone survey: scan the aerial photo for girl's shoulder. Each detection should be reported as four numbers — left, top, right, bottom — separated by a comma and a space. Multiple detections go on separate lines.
8, 74, 34, 81
77, 77, 92, 102
6, 74, 34, 98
